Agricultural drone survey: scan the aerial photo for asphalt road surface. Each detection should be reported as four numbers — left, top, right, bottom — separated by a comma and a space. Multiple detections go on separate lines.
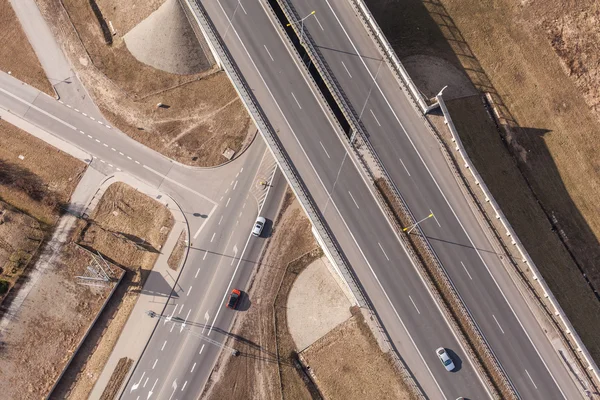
0, 70, 284, 399
281, 0, 582, 398
195, 0, 495, 398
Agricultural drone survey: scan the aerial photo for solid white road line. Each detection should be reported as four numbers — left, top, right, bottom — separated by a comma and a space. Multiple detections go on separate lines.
144, 165, 217, 205
430, 210, 441, 228
291, 92, 302, 109
399, 157, 411, 176
0, 87, 77, 130
264, 44, 275, 61
369, 109, 381, 126
409, 295, 421, 314
348, 191, 359, 209
341, 61, 352, 78
378, 242, 389, 261
324, 3, 561, 396
492, 314, 505, 334
237, 0, 247, 14
319, 141, 331, 158
461, 261, 473, 280
314, 15, 325, 31
216, 5, 448, 397
525, 369, 538, 389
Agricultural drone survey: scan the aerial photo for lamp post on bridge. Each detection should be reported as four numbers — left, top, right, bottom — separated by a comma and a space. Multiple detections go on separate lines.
286, 11, 316, 46
403, 213, 434, 234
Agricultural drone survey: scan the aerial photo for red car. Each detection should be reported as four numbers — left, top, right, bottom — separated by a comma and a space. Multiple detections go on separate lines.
226, 289, 241, 309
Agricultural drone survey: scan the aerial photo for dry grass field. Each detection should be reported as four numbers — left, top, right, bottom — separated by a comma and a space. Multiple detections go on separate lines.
35, 0, 253, 167
0, 1, 53, 95
52, 182, 173, 399
302, 313, 414, 400
364, 0, 600, 363
0, 243, 121, 400
0, 119, 86, 225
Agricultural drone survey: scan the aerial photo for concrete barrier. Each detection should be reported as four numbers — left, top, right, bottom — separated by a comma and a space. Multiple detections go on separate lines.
436, 93, 600, 394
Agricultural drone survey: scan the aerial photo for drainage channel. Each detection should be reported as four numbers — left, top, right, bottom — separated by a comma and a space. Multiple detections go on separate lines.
267, 0, 351, 136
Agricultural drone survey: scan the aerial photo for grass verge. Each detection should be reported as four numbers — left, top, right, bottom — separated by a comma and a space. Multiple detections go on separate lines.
0, 2, 53, 95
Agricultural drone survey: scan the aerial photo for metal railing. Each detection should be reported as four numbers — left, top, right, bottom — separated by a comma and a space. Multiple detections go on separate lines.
181, 0, 426, 397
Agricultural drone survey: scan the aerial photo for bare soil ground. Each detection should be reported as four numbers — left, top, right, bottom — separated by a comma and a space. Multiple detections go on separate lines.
0, 202, 44, 302
0, 243, 122, 400
51, 182, 174, 399
35, 0, 254, 167
99, 357, 133, 400
203, 190, 320, 400
302, 312, 413, 400
0, 1, 53, 95
168, 230, 187, 270
365, 0, 600, 364
0, 119, 86, 225
0, 120, 85, 305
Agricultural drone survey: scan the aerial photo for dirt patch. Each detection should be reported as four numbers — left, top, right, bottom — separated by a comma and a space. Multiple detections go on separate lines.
286, 257, 352, 351
302, 313, 414, 400
0, 119, 86, 225
35, 0, 253, 167
365, 0, 600, 366
124, 0, 211, 75
0, 202, 44, 303
0, 1, 53, 95
168, 230, 187, 271
51, 182, 173, 399
99, 357, 133, 400
204, 190, 321, 400
0, 243, 122, 400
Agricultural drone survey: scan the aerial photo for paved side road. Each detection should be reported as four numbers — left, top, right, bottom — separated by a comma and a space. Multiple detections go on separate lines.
9, 0, 104, 117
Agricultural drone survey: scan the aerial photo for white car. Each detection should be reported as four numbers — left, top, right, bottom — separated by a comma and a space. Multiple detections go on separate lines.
252, 216, 266, 237
436, 347, 455, 371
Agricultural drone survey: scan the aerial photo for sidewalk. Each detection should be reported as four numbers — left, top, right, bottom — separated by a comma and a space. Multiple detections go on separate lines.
87, 173, 190, 400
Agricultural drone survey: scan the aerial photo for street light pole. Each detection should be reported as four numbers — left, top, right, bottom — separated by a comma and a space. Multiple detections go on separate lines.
403, 213, 434, 234
146, 310, 240, 356
286, 11, 316, 46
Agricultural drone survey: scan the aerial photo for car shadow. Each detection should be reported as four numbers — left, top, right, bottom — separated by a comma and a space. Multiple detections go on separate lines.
261, 218, 274, 238
446, 348, 463, 372
236, 291, 252, 312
